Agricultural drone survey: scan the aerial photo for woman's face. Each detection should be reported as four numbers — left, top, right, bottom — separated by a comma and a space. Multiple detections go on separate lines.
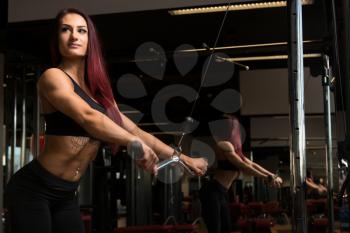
58, 13, 88, 60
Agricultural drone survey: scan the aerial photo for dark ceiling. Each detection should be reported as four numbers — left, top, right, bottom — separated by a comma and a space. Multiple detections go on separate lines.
3, 1, 335, 136
6, 2, 328, 60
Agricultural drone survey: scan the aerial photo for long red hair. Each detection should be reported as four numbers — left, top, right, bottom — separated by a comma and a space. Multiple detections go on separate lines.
50, 8, 122, 153
227, 116, 245, 160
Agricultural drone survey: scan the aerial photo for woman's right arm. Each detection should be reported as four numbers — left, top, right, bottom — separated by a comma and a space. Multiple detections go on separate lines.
38, 69, 137, 145
37, 68, 158, 171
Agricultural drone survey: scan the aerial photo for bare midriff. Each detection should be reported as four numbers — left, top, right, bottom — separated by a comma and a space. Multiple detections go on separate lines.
213, 170, 239, 190
37, 135, 100, 182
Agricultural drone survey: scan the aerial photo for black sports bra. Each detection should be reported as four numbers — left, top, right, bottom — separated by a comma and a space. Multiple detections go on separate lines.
43, 71, 107, 137
216, 160, 240, 171
215, 144, 245, 172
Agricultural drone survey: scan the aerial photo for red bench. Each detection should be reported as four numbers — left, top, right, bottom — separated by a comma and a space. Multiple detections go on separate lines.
114, 216, 201, 233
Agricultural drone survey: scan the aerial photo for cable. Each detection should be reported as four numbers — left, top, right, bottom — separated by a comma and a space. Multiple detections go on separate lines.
177, 1, 233, 147
330, 0, 347, 136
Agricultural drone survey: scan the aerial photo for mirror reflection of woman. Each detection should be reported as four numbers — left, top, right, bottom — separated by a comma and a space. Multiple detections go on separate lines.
306, 168, 327, 198
200, 115, 282, 233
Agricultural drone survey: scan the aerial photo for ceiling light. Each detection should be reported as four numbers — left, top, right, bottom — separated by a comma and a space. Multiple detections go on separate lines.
221, 53, 321, 62
175, 40, 317, 53
169, 0, 314, 15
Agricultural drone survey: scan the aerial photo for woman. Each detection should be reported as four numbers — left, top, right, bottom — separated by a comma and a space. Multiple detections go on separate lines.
200, 115, 282, 233
306, 168, 327, 198
5, 8, 208, 233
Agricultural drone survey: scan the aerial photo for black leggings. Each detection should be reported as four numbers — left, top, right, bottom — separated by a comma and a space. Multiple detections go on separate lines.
199, 179, 231, 233
5, 159, 84, 233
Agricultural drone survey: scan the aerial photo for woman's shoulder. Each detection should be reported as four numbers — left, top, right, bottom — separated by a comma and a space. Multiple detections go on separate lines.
217, 140, 235, 152
38, 68, 71, 89
39, 67, 65, 80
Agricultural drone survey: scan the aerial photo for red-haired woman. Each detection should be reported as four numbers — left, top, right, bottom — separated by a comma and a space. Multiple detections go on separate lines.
306, 168, 327, 198
5, 8, 208, 233
199, 115, 282, 233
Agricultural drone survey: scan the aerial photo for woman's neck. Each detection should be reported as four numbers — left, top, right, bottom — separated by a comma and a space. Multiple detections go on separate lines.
59, 59, 86, 84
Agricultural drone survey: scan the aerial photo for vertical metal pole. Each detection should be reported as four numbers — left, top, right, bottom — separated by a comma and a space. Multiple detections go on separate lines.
20, 70, 26, 167
170, 168, 174, 217
322, 55, 335, 233
340, 0, 350, 134
287, 0, 308, 233
0, 53, 5, 233
9, 78, 17, 178
250, 151, 255, 195
162, 169, 170, 220
337, 1, 350, 225
33, 70, 41, 158
128, 155, 136, 225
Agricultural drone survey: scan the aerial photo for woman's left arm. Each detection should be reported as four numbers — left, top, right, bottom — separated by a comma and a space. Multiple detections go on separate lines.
245, 157, 283, 187
246, 159, 275, 177
120, 112, 208, 175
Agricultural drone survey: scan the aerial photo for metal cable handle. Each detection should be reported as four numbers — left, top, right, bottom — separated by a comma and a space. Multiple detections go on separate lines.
157, 149, 195, 176
127, 140, 195, 176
